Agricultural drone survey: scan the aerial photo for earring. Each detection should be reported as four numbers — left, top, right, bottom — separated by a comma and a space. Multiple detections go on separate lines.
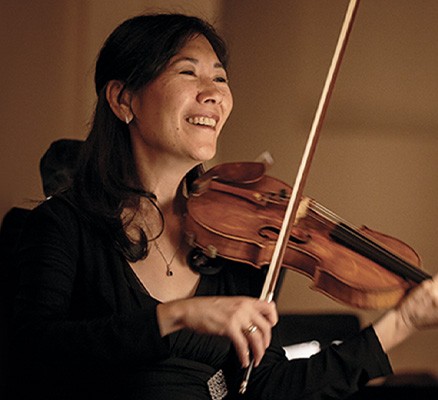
125, 114, 133, 125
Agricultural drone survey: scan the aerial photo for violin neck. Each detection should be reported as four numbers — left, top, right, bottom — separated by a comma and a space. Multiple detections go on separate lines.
330, 222, 431, 283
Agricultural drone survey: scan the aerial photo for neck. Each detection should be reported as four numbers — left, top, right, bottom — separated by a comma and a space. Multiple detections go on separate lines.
127, 138, 202, 239
129, 128, 205, 207
136, 159, 197, 206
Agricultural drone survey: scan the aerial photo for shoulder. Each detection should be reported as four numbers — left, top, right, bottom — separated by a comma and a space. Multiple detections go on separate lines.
28, 193, 80, 225
2, 207, 31, 225
22, 191, 93, 246
0, 207, 31, 240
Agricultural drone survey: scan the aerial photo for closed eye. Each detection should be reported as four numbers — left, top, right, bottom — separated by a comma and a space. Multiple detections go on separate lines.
180, 70, 196, 76
214, 76, 229, 83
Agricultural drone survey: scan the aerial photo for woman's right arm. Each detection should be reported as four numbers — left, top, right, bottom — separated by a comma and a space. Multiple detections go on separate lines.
14, 198, 278, 372
13, 198, 170, 372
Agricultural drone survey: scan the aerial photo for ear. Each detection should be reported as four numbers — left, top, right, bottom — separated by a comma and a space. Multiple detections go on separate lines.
106, 80, 134, 124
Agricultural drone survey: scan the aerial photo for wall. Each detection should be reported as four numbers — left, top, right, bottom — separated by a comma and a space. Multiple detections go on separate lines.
219, 0, 438, 376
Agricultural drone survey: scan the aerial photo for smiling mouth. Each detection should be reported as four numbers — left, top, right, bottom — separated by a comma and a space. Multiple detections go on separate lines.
187, 116, 217, 128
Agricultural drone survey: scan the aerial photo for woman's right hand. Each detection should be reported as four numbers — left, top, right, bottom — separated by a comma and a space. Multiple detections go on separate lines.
157, 296, 278, 367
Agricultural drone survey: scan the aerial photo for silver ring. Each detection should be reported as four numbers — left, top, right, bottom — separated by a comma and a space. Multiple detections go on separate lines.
244, 324, 258, 336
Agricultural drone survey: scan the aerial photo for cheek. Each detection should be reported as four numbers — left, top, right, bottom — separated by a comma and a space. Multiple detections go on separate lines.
224, 92, 234, 118
163, 88, 188, 118
218, 103, 233, 133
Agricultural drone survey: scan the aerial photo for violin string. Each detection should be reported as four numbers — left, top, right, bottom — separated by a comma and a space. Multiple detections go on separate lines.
309, 200, 358, 228
308, 200, 395, 254
269, 194, 425, 279
304, 207, 334, 228
333, 222, 428, 280
309, 202, 403, 262
263, 191, 352, 228
307, 200, 428, 281
304, 201, 350, 231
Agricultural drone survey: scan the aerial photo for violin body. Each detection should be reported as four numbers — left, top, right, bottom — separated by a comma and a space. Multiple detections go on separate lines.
185, 162, 426, 309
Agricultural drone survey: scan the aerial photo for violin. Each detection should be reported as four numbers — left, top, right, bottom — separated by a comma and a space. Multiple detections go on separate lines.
185, 161, 431, 310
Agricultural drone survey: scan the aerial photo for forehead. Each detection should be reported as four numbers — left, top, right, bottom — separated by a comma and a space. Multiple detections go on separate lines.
171, 35, 223, 67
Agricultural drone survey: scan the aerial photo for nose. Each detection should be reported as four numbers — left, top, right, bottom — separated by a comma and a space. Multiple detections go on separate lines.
196, 80, 223, 105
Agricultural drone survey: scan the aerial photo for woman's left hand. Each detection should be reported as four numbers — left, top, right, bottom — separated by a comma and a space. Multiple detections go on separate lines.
373, 273, 438, 352
397, 273, 438, 330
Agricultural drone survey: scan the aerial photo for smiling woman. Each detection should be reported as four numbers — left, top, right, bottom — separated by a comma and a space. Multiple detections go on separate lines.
106, 34, 232, 174
8, 12, 438, 400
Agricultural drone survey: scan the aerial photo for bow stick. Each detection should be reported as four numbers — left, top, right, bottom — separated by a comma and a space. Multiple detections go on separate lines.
239, 0, 361, 393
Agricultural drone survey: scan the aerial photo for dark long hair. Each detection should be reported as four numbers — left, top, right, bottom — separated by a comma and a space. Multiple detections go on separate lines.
72, 14, 229, 261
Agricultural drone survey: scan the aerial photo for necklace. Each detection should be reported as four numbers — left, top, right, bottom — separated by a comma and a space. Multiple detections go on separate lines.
153, 240, 181, 277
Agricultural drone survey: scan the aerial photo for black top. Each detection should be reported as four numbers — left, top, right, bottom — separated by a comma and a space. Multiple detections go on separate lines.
9, 194, 392, 399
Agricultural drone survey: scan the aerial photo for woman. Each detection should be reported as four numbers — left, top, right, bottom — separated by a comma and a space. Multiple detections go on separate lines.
11, 13, 438, 400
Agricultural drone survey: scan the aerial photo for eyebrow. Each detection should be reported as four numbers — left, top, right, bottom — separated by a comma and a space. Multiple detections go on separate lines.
169, 56, 225, 70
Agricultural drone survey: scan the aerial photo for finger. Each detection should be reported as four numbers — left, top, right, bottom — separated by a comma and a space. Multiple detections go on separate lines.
254, 300, 279, 326
244, 325, 266, 367
229, 325, 251, 368
265, 301, 279, 325
231, 321, 267, 368
249, 313, 272, 349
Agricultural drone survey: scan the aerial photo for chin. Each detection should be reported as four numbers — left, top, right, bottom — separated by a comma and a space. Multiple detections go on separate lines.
190, 145, 217, 162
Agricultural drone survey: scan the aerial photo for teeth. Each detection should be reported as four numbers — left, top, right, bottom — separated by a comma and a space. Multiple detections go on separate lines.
187, 116, 216, 128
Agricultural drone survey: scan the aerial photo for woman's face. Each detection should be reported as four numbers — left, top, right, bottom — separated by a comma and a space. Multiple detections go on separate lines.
129, 34, 233, 168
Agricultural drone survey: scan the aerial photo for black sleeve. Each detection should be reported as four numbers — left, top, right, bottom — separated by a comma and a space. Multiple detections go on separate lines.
229, 325, 392, 400
222, 265, 392, 400
12, 198, 170, 376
